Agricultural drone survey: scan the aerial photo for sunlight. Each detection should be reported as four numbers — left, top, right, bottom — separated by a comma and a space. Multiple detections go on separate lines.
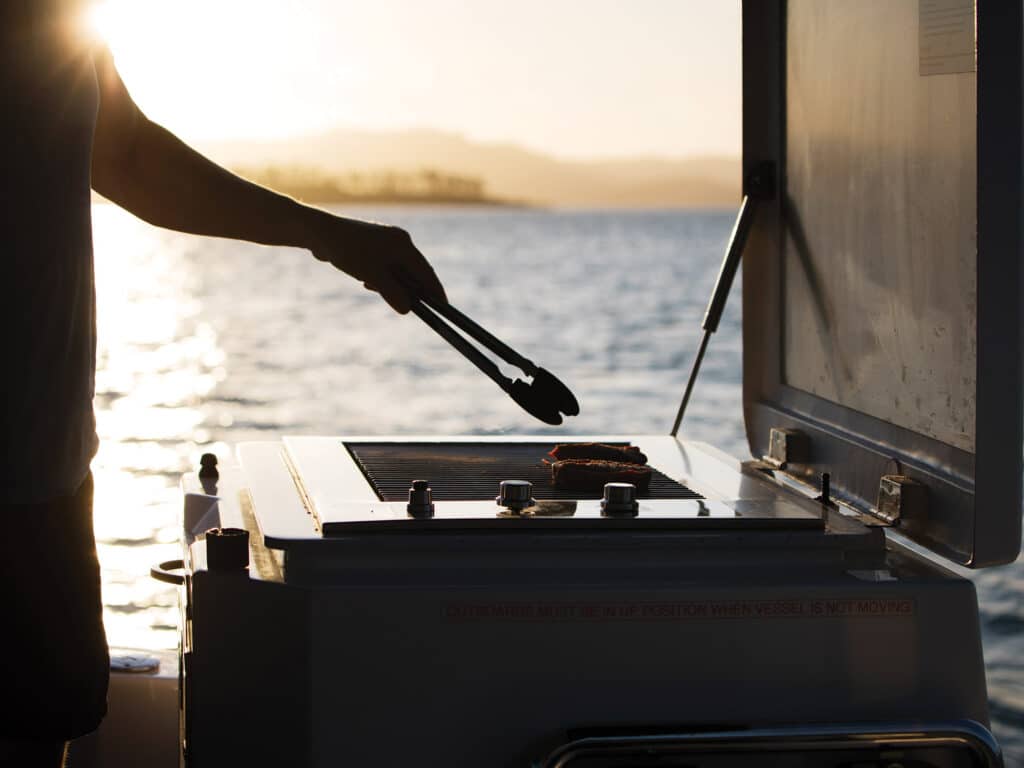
76, 0, 740, 158
91, 203, 229, 651
82, 0, 331, 141
85, 0, 125, 45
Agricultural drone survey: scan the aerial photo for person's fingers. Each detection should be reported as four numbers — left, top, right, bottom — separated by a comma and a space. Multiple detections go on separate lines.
384, 291, 411, 314
374, 274, 412, 314
341, 223, 442, 313
408, 246, 447, 304
384, 231, 445, 304
364, 279, 409, 314
395, 261, 446, 307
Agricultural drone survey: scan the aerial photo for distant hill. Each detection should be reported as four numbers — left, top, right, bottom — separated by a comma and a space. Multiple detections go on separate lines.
199, 128, 740, 208
231, 165, 511, 206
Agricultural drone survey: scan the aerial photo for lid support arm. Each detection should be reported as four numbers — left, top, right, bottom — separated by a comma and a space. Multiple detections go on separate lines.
671, 164, 773, 437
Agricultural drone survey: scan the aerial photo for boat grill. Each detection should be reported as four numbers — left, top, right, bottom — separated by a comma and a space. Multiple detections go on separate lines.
344, 442, 702, 502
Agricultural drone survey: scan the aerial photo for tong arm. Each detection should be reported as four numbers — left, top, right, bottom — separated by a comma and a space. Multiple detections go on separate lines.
410, 301, 513, 392
421, 297, 537, 375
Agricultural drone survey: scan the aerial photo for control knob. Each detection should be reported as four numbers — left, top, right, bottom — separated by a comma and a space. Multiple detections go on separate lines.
407, 479, 435, 518
496, 480, 535, 514
600, 482, 639, 517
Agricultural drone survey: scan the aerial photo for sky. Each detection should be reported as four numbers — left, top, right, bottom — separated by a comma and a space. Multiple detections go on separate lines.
89, 0, 741, 160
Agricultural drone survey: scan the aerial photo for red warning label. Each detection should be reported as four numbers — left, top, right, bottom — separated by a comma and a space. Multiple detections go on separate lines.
442, 598, 914, 623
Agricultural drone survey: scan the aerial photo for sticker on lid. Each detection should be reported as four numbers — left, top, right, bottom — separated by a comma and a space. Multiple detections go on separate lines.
920, 0, 975, 76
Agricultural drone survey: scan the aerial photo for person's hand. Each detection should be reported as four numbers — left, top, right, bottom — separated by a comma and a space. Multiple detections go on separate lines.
306, 213, 446, 314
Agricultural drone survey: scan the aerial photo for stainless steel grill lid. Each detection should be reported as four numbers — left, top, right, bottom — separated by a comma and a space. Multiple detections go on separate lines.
740, 1, 1023, 566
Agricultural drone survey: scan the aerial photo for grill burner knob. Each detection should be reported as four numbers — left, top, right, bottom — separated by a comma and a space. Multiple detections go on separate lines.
497, 480, 535, 514
407, 479, 435, 519
601, 482, 639, 517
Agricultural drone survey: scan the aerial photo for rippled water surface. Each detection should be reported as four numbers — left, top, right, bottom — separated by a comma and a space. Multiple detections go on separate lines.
91, 203, 1024, 762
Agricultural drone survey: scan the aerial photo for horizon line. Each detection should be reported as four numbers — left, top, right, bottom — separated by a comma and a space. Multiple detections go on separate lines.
193, 123, 742, 165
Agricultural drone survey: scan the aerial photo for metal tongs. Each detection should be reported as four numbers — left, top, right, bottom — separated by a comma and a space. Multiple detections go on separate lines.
411, 297, 580, 425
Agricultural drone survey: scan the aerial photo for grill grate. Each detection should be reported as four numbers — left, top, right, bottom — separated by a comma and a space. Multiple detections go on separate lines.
344, 442, 702, 502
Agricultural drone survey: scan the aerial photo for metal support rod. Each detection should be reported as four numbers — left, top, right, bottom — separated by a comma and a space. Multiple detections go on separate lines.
671, 194, 758, 436
670, 331, 711, 437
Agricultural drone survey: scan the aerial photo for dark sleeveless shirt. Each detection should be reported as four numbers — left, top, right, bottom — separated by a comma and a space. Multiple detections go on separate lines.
1, 1, 99, 502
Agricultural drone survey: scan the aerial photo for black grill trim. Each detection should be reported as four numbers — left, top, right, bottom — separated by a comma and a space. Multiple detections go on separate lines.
343, 442, 702, 502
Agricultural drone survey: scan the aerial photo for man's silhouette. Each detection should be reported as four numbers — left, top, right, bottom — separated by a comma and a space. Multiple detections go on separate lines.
1, 2, 445, 764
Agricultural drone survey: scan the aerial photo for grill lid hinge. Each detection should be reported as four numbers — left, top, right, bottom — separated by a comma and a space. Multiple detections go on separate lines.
874, 474, 927, 526
763, 427, 810, 470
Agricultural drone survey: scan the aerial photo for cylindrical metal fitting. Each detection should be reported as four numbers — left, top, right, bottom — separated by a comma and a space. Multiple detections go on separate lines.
205, 527, 249, 571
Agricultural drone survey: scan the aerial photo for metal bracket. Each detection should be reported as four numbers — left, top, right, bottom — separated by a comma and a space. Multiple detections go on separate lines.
763, 427, 810, 470
875, 475, 927, 526
745, 160, 776, 199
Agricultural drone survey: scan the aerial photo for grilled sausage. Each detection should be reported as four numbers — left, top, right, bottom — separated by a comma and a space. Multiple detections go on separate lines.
550, 459, 652, 492
548, 443, 648, 465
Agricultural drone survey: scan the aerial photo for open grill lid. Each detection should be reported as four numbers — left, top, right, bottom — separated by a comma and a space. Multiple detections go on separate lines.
739, 1, 1023, 567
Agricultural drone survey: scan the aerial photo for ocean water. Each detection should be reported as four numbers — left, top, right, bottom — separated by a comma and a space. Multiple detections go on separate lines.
91, 203, 1024, 761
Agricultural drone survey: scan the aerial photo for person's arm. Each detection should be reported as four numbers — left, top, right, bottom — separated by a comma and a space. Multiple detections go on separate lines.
90, 47, 443, 313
